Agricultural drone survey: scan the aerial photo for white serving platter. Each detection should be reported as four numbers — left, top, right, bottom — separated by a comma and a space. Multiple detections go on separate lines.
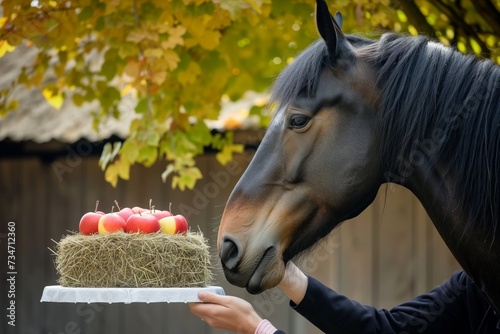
41, 285, 225, 304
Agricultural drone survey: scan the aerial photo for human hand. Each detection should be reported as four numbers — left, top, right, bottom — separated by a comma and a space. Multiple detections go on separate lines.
189, 291, 262, 334
278, 262, 308, 305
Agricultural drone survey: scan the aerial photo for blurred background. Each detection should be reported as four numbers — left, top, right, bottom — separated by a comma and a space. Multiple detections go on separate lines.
2, 0, 495, 332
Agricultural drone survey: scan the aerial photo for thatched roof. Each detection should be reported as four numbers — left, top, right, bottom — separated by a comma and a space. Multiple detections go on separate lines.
0, 44, 265, 144
0, 44, 136, 143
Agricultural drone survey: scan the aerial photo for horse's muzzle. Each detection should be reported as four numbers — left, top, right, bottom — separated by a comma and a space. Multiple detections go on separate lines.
220, 236, 278, 293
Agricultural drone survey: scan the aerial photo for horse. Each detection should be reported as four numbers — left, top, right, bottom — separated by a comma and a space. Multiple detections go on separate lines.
217, 0, 500, 315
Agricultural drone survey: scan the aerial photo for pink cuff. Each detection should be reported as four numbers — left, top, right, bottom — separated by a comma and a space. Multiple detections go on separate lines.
255, 319, 278, 334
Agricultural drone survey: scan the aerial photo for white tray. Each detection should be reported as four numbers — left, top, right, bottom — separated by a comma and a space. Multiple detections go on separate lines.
41, 285, 225, 304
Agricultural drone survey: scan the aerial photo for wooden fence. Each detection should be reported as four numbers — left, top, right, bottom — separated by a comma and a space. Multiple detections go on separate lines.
0, 145, 460, 334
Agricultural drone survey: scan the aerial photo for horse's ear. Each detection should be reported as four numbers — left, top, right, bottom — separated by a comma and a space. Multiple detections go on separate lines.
315, 0, 352, 65
334, 11, 343, 29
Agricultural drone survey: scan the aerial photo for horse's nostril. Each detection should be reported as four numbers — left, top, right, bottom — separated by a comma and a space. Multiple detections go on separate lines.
221, 238, 241, 270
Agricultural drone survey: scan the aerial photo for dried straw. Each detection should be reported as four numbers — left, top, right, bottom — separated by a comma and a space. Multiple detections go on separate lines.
52, 232, 212, 288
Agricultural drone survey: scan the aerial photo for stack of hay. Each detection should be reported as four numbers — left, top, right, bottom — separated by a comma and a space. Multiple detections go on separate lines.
53, 232, 212, 288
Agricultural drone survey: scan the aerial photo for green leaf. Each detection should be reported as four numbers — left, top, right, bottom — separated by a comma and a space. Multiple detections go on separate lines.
99, 86, 120, 111
200, 51, 227, 74
139, 146, 158, 167
101, 60, 117, 81
121, 140, 140, 163
173, 166, 203, 191
118, 42, 137, 59
95, 16, 105, 31
135, 98, 149, 114
72, 93, 85, 106
147, 132, 161, 147
216, 143, 244, 165
189, 121, 212, 146
78, 6, 93, 22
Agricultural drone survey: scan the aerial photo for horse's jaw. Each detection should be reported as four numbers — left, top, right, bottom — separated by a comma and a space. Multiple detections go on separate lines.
218, 188, 339, 293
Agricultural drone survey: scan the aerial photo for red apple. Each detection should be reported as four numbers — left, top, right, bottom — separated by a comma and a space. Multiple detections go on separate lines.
126, 213, 160, 234
98, 213, 126, 235
151, 209, 173, 220
79, 212, 103, 235
159, 214, 188, 235
132, 206, 148, 214
79, 201, 104, 235
116, 207, 135, 221
113, 200, 135, 221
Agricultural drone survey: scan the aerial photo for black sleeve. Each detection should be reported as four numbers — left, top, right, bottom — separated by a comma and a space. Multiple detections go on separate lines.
290, 271, 473, 334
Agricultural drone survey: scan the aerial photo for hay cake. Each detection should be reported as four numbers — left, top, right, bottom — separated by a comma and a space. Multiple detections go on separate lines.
53, 232, 212, 288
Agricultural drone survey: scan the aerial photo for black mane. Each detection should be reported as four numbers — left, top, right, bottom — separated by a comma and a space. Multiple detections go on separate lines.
366, 34, 500, 234
270, 32, 500, 233
270, 35, 373, 110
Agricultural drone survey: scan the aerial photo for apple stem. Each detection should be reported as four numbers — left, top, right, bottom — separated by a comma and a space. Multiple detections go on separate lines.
111, 205, 115, 213
114, 200, 121, 211
149, 198, 152, 211
151, 205, 156, 213
94, 200, 100, 213
169, 202, 172, 213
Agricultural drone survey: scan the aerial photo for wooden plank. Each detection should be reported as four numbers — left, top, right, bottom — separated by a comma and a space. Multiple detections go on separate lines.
429, 221, 462, 288
410, 194, 431, 296
337, 197, 375, 305
375, 185, 414, 309
43, 155, 90, 334
0, 159, 22, 334
21, 159, 49, 333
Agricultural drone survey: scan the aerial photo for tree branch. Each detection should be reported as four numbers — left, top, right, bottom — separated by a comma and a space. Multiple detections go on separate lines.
470, 0, 500, 35
426, 0, 491, 58
395, 0, 436, 38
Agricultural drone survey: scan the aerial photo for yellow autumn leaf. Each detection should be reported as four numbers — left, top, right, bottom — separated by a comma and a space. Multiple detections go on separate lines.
0, 40, 15, 57
117, 159, 130, 180
170, 25, 187, 36
198, 30, 221, 50
104, 0, 120, 16
120, 84, 134, 96
144, 48, 164, 58
161, 26, 186, 49
178, 61, 201, 85
127, 30, 159, 43
123, 60, 141, 78
172, 166, 203, 190
163, 50, 180, 70
151, 70, 167, 85
105, 164, 119, 188
216, 144, 244, 165
42, 87, 64, 109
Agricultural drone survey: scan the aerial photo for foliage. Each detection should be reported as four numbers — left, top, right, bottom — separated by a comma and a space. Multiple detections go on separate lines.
1, 0, 499, 188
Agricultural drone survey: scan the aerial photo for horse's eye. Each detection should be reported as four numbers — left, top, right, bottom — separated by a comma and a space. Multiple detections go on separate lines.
289, 114, 310, 129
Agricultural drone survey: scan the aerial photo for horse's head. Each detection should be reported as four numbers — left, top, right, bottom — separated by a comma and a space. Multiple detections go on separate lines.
218, 0, 383, 293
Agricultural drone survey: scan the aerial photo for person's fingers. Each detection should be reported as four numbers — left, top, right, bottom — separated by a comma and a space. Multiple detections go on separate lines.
189, 294, 263, 334
197, 291, 227, 305
188, 303, 205, 318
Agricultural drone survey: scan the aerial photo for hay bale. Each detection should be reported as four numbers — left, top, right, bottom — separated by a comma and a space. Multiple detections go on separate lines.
53, 232, 213, 288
